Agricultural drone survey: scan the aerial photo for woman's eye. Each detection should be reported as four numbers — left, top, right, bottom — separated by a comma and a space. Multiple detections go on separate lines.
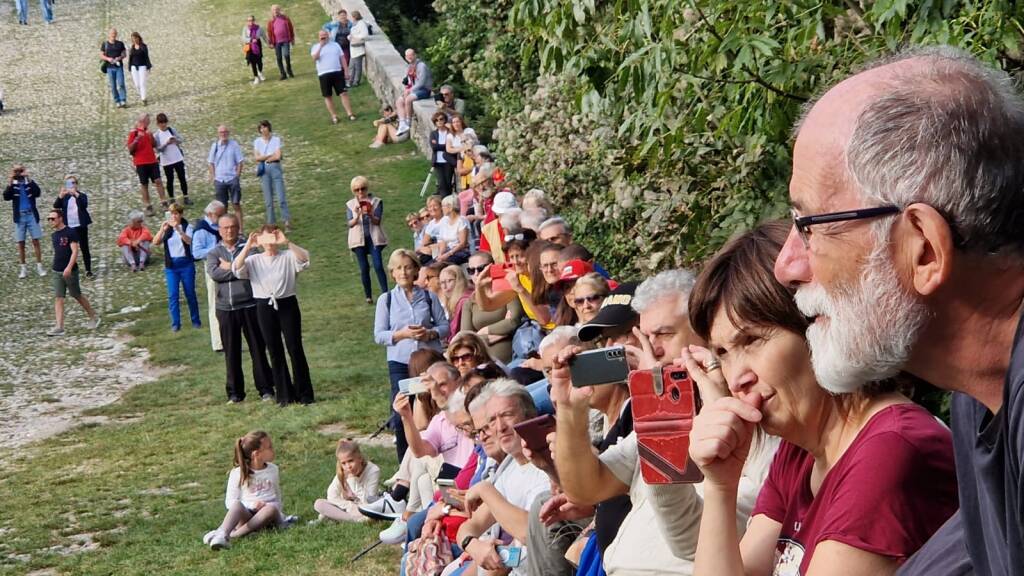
714, 347, 728, 357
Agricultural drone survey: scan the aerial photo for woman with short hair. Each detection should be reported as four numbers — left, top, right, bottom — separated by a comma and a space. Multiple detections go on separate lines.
152, 202, 201, 331
434, 195, 470, 265
241, 15, 268, 84
429, 112, 456, 197
446, 331, 495, 377
347, 175, 388, 304
253, 120, 291, 229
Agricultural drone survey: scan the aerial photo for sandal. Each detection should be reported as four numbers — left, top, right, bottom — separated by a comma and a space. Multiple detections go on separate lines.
144, 204, 155, 217
348, 114, 357, 121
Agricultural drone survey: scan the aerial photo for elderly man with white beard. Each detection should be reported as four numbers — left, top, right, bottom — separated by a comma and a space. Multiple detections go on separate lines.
774, 46, 1024, 576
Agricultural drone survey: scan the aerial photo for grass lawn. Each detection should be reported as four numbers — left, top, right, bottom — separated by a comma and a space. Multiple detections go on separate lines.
0, 0, 429, 573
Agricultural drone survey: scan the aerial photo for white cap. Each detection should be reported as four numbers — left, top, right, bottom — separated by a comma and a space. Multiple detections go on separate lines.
491, 191, 519, 215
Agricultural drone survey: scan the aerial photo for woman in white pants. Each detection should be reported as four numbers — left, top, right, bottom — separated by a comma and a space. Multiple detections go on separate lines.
128, 32, 152, 105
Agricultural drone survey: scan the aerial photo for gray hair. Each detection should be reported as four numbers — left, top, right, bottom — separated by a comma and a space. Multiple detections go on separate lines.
441, 194, 459, 213
519, 208, 548, 232
127, 209, 145, 224
538, 216, 570, 234
846, 46, 1024, 257
446, 388, 468, 415
632, 269, 697, 315
472, 145, 491, 158
470, 378, 536, 419
539, 326, 579, 358
499, 210, 521, 231
428, 361, 460, 383
205, 200, 225, 216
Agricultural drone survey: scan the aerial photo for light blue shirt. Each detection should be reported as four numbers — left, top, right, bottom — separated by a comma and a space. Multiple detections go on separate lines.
206, 139, 244, 183
373, 285, 449, 364
166, 225, 193, 259
191, 217, 220, 260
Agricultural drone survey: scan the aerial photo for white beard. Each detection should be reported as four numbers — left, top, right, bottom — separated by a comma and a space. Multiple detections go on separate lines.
794, 243, 928, 394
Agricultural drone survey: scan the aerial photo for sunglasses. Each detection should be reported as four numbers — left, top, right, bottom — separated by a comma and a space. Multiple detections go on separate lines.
353, 186, 368, 192
451, 352, 476, 363
573, 294, 604, 306
466, 265, 487, 275
46, 217, 57, 221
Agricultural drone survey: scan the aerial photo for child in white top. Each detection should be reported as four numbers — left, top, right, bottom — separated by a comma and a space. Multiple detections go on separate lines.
313, 439, 381, 522
202, 430, 294, 549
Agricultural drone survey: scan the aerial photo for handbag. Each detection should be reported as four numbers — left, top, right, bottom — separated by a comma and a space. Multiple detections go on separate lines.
100, 61, 108, 73
256, 161, 266, 177
407, 532, 454, 576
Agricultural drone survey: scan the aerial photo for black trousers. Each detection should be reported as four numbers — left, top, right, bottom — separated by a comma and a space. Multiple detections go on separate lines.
255, 296, 313, 405
72, 225, 91, 274
162, 161, 189, 198
434, 162, 455, 197
217, 306, 275, 401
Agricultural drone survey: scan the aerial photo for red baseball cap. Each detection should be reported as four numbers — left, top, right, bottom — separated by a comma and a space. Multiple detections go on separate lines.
557, 259, 594, 285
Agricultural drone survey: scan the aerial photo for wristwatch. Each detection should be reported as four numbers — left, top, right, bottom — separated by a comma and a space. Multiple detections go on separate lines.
460, 535, 475, 551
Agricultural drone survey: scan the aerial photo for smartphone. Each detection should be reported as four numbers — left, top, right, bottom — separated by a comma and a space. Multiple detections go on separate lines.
257, 232, 278, 245
628, 366, 703, 484
64, 179, 75, 189
512, 414, 556, 454
497, 546, 523, 568
569, 346, 629, 387
489, 263, 515, 293
439, 486, 463, 509
163, 211, 172, 222
436, 478, 456, 488
398, 377, 427, 396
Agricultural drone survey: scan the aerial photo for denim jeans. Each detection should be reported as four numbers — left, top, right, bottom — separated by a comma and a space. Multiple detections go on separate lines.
15, 0, 27, 23
388, 360, 410, 462
351, 244, 388, 299
164, 257, 200, 329
274, 42, 293, 77
106, 66, 127, 104
259, 162, 290, 224
40, 0, 52, 22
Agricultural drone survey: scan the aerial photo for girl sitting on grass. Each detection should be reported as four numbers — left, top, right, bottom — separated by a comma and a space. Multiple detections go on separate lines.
203, 430, 296, 550
312, 439, 381, 523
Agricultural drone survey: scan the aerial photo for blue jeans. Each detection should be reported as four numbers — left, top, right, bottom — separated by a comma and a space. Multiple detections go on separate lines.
40, 0, 52, 22
274, 42, 293, 77
388, 360, 410, 462
352, 244, 388, 299
259, 162, 290, 224
165, 257, 201, 330
107, 66, 127, 104
15, 0, 27, 23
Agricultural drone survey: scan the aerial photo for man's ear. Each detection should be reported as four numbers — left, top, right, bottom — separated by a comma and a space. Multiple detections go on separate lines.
898, 203, 955, 296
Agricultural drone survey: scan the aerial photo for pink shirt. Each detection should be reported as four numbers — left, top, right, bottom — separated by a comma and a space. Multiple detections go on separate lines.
421, 412, 474, 468
270, 16, 292, 44
752, 404, 958, 573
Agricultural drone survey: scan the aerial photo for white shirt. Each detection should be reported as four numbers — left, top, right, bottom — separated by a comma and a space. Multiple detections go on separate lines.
435, 216, 468, 247
154, 128, 185, 166
311, 40, 343, 76
233, 249, 308, 307
254, 135, 282, 160
435, 131, 448, 163
325, 461, 382, 507
225, 462, 282, 511
65, 195, 80, 228
349, 19, 369, 58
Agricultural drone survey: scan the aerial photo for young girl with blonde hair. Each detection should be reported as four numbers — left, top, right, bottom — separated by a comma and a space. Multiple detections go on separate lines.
312, 439, 381, 523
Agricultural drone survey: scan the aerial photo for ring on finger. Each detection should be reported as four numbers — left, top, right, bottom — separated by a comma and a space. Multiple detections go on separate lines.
704, 357, 722, 372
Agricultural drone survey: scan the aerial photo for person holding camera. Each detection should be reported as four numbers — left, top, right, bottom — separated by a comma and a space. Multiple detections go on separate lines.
232, 226, 313, 406
100, 28, 128, 108
346, 175, 388, 304
126, 114, 169, 217
394, 49, 433, 137
52, 175, 94, 278
152, 202, 202, 332
46, 209, 100, 336
2, 164, 47, 279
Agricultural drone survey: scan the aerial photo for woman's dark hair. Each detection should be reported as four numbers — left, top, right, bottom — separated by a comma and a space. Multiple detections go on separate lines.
431, 111, 447, 125
524, 237, 553, 308
502, 229, 536, 254
689, 220, 807, 342
259, 120, 272, 132
131, 31, 144, 45
471, 362, 505, 380
559, 243, 593, 263
156, 112, 169, 124
410, 349, 446, 377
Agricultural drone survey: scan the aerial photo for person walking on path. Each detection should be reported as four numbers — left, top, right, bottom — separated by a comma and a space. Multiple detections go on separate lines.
52, 175, 94, 278
207, 125, 245, 231
347, 11, 369, 87
126, 113, 169, 216
15, 0, 27, 24
3, 164, 47, 278
207, 213, 275, 404
128, 32, 152, 106
40, 0, 52, 23
267, 5, 295, 81
241, 15, 268, 85
311, 29, 354, 124
154, 113, 192, 205
395, 49, 433, 137
346, 175, 388, 304
232, 226, 314, 406
253, 120, 290, 229
100, 29, 128, 108
191, 201, 226, 352
46, 208, 99, 336
152, 202, 201, 332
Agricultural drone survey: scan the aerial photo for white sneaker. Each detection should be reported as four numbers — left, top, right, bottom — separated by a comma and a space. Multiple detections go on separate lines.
209, 530, 230, 550
18, 264, 27, 279
258, 72, 265, 81
396, 121, 409, 136
202, 530, 218, 545
358, 493, 406, 521
252, 77, 260, 85
280, 514, 299, 528
46, 326, 65, 337
379, 517, 408, 545
88, 317, 101, 330
36, 262, 46, 277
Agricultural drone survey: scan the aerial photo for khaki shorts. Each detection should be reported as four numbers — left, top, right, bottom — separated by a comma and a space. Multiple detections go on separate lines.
52, 269, 82, 298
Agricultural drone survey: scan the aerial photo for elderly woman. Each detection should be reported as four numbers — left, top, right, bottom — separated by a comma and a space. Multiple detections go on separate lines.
152, 202, 201, 331
460, 251, 523, 363
439, 264, 472, 335
688, 221, 957, 575
446, 331, 496, 377
374, 248, 450, 461
233, 225, 314, 406
54, 174, 93, 277
116, 210, 153, 271
418, 195, 444, 264
434, 195, 470, 265
347, 175, 389, 304
570, 272, 609, 325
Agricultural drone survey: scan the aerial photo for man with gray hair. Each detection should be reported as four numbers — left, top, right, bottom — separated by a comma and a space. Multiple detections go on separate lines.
773, 46, 1024, 576
192, 200, 226, 351
207, 125, 245, 231
537, 216, 573, 246
395, 48, 433, 136
629, 269, 698, 368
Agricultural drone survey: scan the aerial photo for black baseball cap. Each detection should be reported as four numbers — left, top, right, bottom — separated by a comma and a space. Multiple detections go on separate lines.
577, 282, 639, 342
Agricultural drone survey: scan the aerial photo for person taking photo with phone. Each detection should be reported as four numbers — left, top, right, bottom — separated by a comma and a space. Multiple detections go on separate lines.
126, 113, 169, 217
153, 202, 201, 332
3, 164, 47, 279
52, 175, 94, 278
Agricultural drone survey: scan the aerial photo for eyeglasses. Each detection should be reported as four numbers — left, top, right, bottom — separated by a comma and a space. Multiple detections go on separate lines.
451, 352, 476, 363
539, 261, 560, 271
790, 205, 901, 248
46, 217, 57, 221
573, 294, 605, 306
466, 265, 487, 275
353, 187, 368, 192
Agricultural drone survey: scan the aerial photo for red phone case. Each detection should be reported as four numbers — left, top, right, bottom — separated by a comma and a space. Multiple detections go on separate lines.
513, 414, 556, 454
490, 263, 515, 293
628, 367, 704, 484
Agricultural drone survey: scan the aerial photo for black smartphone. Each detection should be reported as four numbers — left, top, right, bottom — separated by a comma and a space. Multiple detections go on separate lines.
569, 346, 629, 387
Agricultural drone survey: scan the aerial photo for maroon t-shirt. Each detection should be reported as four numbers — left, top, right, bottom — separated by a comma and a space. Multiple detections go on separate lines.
752, 403, 958, 575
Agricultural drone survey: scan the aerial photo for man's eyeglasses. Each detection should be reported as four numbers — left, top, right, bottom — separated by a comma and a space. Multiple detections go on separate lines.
573, 294, 605, 306
791, 205, 901, 248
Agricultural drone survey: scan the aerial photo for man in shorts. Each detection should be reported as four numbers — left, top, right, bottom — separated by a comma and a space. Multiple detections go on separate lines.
126, 114, 168, 216
47, 209, 99, 337
2, 164, 48, 278
207, 125, 245, 231
311, 29, 354, 125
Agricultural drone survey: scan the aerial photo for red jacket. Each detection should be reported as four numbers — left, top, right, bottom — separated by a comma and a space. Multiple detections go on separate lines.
266, 15, 295, 45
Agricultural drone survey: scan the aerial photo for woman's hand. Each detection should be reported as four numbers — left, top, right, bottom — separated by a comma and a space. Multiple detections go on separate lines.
689, 394, 763, 491
506, 269, 525, 295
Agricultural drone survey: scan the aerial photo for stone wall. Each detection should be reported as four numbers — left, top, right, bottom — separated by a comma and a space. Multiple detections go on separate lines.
318, 0, 438, 160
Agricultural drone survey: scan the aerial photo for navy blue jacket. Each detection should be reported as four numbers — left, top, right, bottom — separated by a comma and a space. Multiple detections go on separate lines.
53, 192, 92, 228
2, 178, 41, 224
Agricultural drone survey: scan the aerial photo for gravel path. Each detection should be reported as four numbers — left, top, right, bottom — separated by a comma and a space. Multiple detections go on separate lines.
0, 0, 249, 448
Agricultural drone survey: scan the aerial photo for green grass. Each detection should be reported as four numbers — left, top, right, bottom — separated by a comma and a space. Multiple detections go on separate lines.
0, 0, 430, 573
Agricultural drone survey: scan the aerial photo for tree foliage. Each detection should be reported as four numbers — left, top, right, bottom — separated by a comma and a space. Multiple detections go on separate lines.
425, 0, 1024, 274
